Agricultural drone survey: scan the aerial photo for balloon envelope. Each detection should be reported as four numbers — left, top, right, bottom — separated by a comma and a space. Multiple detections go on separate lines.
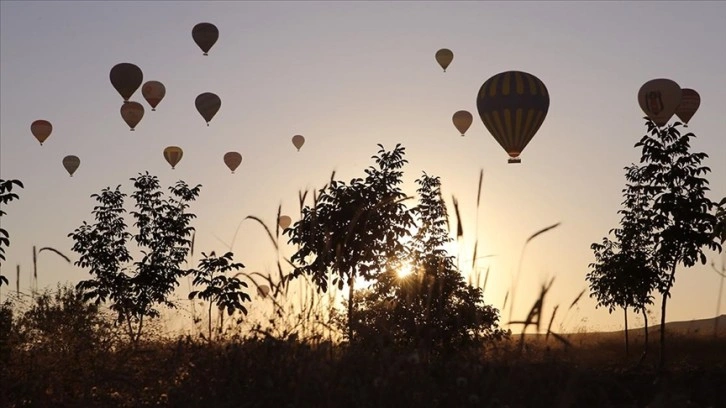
142, 81, 166, 111
192, 23, 219, 55
62, 155, 80, 177
278, 215, 292, 229
435, 49, 454, 72
195, 93, 221, 125
31, 120, 52, 145
476, 71, 550, 164
292, 135, 305, 151
120, 102, 145, 131
224, 152, 242, 173
257, 285, 270, 298
452, 110, 473, 136
110, 63, 143, 102
637, 78, 682, 127
674, 88, 700, 125
164, 146, 183, 169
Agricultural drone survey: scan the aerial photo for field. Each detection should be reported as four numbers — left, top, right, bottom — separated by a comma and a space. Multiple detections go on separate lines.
2, 290, 725, 408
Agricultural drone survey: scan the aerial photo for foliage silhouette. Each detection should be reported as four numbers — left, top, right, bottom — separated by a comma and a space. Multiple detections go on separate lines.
189, 251, 250, 341
286, 144, 415, 341
350, 172, 506, 354
69, 172, 201, 344
0, 179, 24, 287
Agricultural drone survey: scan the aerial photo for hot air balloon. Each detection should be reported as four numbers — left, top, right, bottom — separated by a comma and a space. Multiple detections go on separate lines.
476, 71, 550, 164
224, 152, 242, 173
192, 23, 219, 56
452, 110, 473, 136
435, 49, 454, 72
142, 81, 166, 111
62, 155, 80, 177
278, 215, 292, 229
257, 285, 270, 298
110, 63, 143, 102
674, 88, 700, 125
195, 92, 221, 126
120, 102, 145, 131
31, 120, 52, 146
164, 146, 183, 169
637, 79, 682, 127
292, 135, 305, 151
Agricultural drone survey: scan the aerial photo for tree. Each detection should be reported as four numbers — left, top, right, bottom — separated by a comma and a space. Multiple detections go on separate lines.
69, 172, 201, 344
587, 164, 659, 357
189, 251, 250, 341
287, 144, 415, 342
351, 173, 506, 355
0, 179, 24, 288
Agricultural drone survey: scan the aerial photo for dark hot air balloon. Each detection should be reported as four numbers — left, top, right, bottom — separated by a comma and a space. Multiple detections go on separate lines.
224, 152, 242, 173
120, 102, 145, 131
476, 71, 550, 164
164, 146, 183, 169
192, 23, 219, 56
452, 110, 473, 136
110, 63, 143, 102
292, 135, 305, 151
674, 88, 700, 125
637, 78, 682, 127
31, 120, 52, 146
62, 155, 80, 177
142, 81, 166, 111
435, 49, 454, 72
195, 92, 221, 126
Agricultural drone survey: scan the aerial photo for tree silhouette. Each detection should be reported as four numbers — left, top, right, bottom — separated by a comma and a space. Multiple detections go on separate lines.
189, 251, 250, 341
286, 144, 414, 342
588, 164, 659, 357
351, 172, 506, 355
69, 172, 201, 344
0, 179, 24, 288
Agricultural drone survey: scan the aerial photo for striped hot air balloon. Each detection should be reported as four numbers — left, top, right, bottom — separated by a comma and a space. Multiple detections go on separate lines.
674, 88, 700, 125
476, 71, 550, 164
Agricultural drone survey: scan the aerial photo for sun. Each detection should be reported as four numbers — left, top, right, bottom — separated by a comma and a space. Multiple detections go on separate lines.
397, 262, 414, 279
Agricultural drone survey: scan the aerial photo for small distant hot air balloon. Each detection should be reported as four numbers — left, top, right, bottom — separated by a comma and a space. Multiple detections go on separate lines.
435, 49, 454, 72
257, 285, 270, 298
164, 146, 183, 169
224, 152, 242, 174
292, 135, 305, 151
195, 92, 221, 126
110, 63, 143, 102
192, 23, 219, 56
31, 120, 52, 146
62, 155, 80, 177
120, 102, 145, 131
476, 71, 550, 164
278, 215, 292, 229
142, 81, 166, 111
637, 79, 682, 127
674, 88, 700, 125
452, 110, 473, 136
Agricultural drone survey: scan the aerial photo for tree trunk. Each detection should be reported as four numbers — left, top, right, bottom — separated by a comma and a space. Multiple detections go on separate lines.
208, 301, 213, 342
659, 262, 678, 372
623, 306, 629, 357
643, 308, 649, 357
348, 275, 355, 343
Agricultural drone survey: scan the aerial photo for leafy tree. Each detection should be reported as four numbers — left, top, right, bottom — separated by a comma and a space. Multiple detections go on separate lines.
287, 144, 415, 341
0, 179, 24, 287
69, 172, 200, 344
189, 251, 250, 340
587, 165, 659, 357
352, 173, 506, 354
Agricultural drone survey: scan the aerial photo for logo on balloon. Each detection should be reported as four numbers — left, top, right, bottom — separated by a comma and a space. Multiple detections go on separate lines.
646, 91, 664, 115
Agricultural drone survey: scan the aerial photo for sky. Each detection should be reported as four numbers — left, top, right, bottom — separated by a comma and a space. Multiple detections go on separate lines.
1, 1, 725, 334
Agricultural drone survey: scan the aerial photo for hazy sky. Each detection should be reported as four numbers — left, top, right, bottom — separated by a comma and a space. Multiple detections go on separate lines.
1, 1, 724, 333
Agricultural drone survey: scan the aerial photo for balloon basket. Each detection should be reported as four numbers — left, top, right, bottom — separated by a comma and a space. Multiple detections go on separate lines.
130, 128, 135, 131
508, 158, 521, 164
152, 108, 156, 112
